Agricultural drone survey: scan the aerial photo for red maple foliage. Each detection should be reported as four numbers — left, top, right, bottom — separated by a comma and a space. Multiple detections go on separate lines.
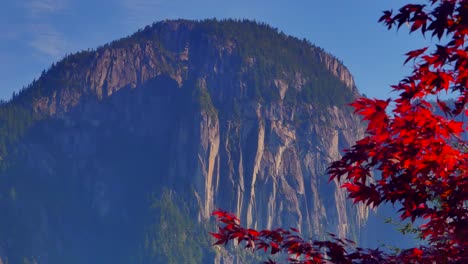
211, 0, 468, 263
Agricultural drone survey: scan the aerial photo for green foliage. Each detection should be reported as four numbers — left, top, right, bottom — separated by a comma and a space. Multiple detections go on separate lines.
9, 187, 16, 201
0, 49, 95, 169
0, 102, 36, 170
383, 217, 424, 239
193, 80, 218, 117
140, 189, 211, 264
14, 50, 93, 103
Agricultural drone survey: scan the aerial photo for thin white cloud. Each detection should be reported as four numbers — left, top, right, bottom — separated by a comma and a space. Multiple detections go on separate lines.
119, 0, 166, 28
25, 0, 69, 15
21, 0, 70, 59
120, 0, 163, 13
29, 24, 68, 59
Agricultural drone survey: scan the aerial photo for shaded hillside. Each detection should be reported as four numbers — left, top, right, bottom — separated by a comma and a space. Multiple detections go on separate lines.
0, 19, 366, 264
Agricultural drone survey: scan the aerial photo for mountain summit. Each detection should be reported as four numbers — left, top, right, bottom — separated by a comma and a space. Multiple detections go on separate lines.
0, 19, 366, 263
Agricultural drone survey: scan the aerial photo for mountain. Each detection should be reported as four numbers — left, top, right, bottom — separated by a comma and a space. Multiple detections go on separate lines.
0, 19, 367, 263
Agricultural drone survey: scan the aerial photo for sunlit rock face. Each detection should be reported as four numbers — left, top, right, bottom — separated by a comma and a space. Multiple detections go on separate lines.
0, 19, 367, 263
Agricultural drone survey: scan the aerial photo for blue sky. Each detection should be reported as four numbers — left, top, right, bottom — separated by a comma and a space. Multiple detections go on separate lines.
0, 0, 435, 101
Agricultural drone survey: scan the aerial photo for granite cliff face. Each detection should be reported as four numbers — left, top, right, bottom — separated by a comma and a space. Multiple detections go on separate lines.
0, 19, 367, 263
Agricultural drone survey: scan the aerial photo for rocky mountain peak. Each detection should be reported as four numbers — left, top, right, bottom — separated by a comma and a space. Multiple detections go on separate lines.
15, 19, 358, 116
0, 19, 367, 264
